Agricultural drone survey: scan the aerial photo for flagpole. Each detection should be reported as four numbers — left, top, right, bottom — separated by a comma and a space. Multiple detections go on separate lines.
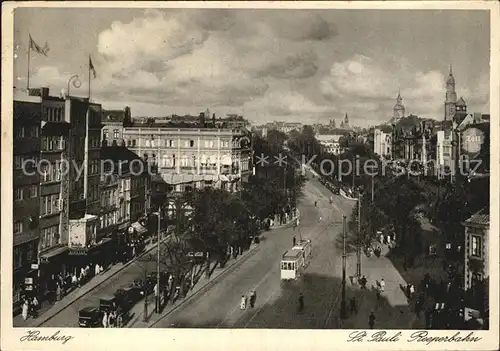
27, 35, 31, 90
88, 56, 91, 100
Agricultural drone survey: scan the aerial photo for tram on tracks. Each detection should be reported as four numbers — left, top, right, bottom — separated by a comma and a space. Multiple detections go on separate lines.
280, 239, 312, 281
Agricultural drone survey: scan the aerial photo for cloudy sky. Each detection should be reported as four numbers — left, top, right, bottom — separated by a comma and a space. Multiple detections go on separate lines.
14, 7, 490, 126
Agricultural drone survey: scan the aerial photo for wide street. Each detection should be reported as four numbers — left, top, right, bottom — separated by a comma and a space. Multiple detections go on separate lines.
150, 172, 356, 328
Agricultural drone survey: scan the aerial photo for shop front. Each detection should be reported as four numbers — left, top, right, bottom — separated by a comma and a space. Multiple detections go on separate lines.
38, 246, 70, 300
68, 237, 115, 272
126, 222, 148, 258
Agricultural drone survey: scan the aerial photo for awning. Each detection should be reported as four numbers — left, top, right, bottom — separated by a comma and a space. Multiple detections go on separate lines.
39, 246, 69, 262
131, 222, 148, 235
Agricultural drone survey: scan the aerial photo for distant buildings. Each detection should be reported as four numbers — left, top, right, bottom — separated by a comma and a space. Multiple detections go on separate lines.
262, 121, 303, 134
316, 134, 344, 155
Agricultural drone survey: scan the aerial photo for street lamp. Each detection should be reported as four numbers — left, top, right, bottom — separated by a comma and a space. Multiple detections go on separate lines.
67, 74, 81, 97
356, 188, 362, 278
340, 215, 347, 319
152, 206, 161, 314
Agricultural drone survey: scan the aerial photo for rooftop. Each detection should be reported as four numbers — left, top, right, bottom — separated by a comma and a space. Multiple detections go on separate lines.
463, 207, 489, 227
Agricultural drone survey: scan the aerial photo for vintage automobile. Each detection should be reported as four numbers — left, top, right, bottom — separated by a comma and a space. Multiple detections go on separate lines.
115, 282, 143, 307
78, 306, 103, 327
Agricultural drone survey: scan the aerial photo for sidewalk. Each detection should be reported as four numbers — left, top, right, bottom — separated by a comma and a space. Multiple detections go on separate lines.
13, 232, 170, 328
335, 243, 415, 329
130, 210, 301, 328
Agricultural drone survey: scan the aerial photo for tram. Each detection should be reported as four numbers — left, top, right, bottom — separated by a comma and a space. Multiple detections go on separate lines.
280, 239, 312, 280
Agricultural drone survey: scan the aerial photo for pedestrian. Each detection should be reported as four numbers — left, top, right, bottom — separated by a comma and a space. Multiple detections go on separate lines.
386, 235, 391, 246
409, 284, 415, 298
314, 201, 318, 207
250, 290, 257, 308
108, 310, 115, 328
376, 288, 381, 301
415, 299, 422, 318
240, 295, 246, 310
319, 216, 322, 222
293, 236, 296, 246
21, 300, 29, 320
102, 311, 108, 328
94, 263, 99, 277
360, 275, 367, 289
116, 307, 123, 328
369, 312, 376, 329
379, 278, 385, 293
298, 293, 304, 312
379, 233, 384, 244
31, 296, 39, 318
350, 297, 357, 314
71, 273, 78, 287
56, 282, 61, 301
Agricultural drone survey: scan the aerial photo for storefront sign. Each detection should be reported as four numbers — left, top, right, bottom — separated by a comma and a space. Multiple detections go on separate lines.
69, 247, 89, 256
24, 278, 33, 284
31, 264, 39, 270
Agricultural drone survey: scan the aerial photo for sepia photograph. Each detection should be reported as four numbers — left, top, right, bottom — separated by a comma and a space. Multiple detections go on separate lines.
1, 2, 499, 350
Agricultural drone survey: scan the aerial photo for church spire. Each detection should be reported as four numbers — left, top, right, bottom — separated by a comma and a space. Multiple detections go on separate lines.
449, 64, 453, 76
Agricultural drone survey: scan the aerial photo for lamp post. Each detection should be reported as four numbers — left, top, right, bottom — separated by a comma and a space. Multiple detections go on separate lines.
340, 215, 347, 319
356, 189, 361, 278
67, 74, 81, 97
152, 206, 161, 313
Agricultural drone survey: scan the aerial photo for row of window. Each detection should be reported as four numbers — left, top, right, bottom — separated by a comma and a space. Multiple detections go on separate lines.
103, 129, 120, 139
42, 136, 66, 152
40, 224, 60, 250
470, 234, 482, 258
41, 162, 62, 183
13, 242, 36, 270
14, 185, 38, 201
89, 136, 100, 149
100, 211, 117, 229
89, 159, 100, 175
14, 155, 38, 170
131, 201, 144, 215
15, 126, 39, 138
43, 106, 64, 122
40, 194, 62, 217
87, 184, 100, 202
126, 138, 239, 149
102, 189, 118, 207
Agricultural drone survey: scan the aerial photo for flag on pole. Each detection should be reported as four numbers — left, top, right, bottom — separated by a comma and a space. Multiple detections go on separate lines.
29, 35, 49, 56
89, 55, 96, 78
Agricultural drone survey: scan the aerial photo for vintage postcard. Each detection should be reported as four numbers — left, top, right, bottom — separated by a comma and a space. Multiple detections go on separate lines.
1, 1, 499, 350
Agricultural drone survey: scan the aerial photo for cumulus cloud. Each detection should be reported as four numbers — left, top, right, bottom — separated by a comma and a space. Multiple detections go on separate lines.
321, 54, 446, 119
254, 51, 318, 79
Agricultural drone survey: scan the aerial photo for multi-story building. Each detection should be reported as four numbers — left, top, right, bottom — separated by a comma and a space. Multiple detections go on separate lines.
122, 122, 252, 195
13, 94, 42, 311
100, 144, 149, 255
102, 107, 130, 145
462, 207, 489, 327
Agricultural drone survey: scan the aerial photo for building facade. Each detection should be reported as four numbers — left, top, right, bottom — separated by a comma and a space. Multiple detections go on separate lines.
13, 96, 42, 311
463, 207, 489, 326
101, 107, 130, 145
316, 134, 343, 155
373, 129, 392, 159
122, 125, 252, 194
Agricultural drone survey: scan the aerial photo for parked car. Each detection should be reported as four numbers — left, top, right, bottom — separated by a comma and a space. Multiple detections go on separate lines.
78, 306, 103, 327
115, 283, 143, 307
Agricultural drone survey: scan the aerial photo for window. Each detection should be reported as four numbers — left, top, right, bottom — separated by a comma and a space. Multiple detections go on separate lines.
103, 129, 109, 139
28, 185, 38, 198
189, 140, 194, 147
14, 156, 23, 169
14, 187, 23, 201
14, 220, 23, 235
40, 225, 60, 249
113, 129, 120, 138
15, 126, 25, 138
132, 139, 137, 147
30, 126, 39, 137
471, 235, 482, 258
145, 139, 150, 147
168, 140, 173, 147
13, 247, 23, 269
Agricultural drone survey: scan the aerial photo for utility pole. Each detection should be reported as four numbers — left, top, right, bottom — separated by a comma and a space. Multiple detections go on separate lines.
156, 206, 161, 314
352, 156, 355, 190
356, 190, 361, 278
340, 215, 347, 319
142, 267, 148, 322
